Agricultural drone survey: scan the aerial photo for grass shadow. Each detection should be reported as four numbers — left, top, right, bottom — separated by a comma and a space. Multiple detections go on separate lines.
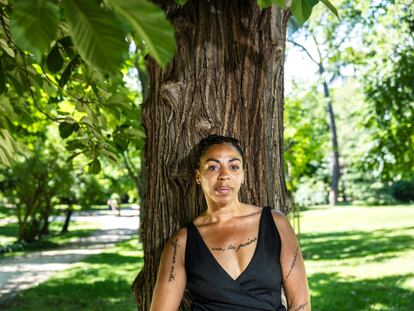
0, 224, 97, 255
0, 242, 143, 311
300, 226, 414, 261
309, 272, 414, 310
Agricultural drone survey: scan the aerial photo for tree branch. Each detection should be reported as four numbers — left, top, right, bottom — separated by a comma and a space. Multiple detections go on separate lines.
287, 39, 320, 66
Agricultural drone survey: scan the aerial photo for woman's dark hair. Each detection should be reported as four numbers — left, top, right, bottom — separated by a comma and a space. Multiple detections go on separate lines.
196, 134, 245, 168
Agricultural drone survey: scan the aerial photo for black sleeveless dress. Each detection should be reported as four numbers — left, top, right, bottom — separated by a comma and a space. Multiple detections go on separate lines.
185, 206, 286, 311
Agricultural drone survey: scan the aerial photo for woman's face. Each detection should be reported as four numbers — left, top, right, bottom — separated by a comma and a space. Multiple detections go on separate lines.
195, 143, 244, 206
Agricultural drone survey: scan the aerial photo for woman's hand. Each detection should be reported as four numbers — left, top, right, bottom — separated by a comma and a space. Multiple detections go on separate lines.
272, 211, 311, 311
149, 228, 187, 311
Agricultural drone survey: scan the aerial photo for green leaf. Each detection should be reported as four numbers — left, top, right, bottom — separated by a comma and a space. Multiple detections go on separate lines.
0, 129, 17, 166
176, 0, 188, 5
320, 0, 339, 19
257, 0, 286, 9
59, 121, 75, 138
59, 56, 80, 88
257, 0, 272, 9
0, 96, 17, 120
88, 158, 101, 174
58, 36, 75, 58
0, 65, 5, 94
108, 0, 175, 68
0, 38, 15, 58
66, 139, 87, 151
10, 0, 59, 62
47, 45, 64, 73
272, 0, 286, 9
291, 0, 319, 25
64, 0, 128, 74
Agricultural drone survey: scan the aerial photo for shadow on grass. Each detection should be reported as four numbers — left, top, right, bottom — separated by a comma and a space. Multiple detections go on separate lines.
310, 272, 414, 311
0, 207, 15, 218
300, 226, 414, 261
0, 223, 19, 238
0, 278, 137, 311
0, 250, 143, 311
0, 223, 97, 255
81, 251, 144, 265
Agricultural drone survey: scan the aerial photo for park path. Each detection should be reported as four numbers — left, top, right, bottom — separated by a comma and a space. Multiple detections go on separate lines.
0, 208, 139, 301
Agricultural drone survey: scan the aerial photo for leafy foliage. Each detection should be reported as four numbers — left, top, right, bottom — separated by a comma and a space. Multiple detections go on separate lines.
64, 0, 128, 74
2, 143, 75, 242
257, 0, 338, 25
362, 47, 414, 181
10, 0, 60, 62
109, 0, 176, 68
286, 0, 413, 204
284, 87, 329, 196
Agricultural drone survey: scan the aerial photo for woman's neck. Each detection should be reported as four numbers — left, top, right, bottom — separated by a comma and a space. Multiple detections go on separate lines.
202, 200, 248, 223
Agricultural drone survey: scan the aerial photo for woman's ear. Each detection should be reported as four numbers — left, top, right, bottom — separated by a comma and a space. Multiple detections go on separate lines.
195, 169, 201, 184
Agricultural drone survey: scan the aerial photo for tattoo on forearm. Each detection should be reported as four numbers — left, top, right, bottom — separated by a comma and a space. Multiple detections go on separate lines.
211, 237, 257, 252
168, 238, 179, 282
292, 302, 308, 311
283, 245, 299, 283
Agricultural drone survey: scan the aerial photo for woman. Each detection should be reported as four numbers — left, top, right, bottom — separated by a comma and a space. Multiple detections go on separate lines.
150, 135, 310, 311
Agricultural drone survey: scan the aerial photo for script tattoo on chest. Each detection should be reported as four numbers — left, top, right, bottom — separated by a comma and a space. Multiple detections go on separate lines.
211, 237, 257, 252
168, 238, 179, 282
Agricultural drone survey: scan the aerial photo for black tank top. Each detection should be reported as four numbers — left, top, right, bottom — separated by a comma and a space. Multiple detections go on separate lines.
185, 206, 286, 311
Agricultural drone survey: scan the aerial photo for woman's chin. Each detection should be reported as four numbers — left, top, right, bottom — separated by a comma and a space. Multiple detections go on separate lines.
210, 195, 236, 206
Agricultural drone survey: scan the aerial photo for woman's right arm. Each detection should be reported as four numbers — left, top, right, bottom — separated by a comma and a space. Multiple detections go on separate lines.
150, 228, 187, 311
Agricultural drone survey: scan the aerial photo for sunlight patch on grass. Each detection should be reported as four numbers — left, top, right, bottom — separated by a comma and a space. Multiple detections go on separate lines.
300, 204, 414, 310
0, 221, 100, 257
0, 239, 143, 311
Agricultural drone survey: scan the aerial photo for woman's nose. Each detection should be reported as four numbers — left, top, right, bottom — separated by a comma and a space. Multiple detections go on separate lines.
218, 168, 230, 180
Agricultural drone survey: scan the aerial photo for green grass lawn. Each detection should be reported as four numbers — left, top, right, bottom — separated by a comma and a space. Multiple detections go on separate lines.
1, 205, 413, 310
0, 206, 15, 220
0, 221, 100, 257
0, 239, 143, 311
298, 204, 414, 311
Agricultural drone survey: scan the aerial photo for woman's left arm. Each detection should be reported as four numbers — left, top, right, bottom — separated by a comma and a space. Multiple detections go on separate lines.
272, 211, 311, 311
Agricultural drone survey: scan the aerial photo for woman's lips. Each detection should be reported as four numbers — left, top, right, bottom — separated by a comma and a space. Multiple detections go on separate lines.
215, 187, 232, 193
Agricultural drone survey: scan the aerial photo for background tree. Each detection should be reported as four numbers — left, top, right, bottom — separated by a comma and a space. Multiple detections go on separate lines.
284, 0, 414, 206
284, 85, 329, 206
287, 24, 342, 206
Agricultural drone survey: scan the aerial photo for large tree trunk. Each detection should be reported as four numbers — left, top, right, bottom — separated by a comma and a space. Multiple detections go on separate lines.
132, 1, 290, 309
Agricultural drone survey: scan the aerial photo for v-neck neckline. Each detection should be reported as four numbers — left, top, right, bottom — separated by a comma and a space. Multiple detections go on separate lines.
191, 206, 266, 282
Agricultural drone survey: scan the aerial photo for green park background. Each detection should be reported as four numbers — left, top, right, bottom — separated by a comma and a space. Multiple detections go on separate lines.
0, 0, 413, 310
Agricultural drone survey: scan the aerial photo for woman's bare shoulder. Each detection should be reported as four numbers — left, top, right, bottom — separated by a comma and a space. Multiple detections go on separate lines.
269, 208, 295, 237
166, 226, 188, 247
176, 226, 188, 238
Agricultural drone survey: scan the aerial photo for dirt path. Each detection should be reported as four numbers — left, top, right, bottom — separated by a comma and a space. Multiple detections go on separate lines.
0, 209, 139, 301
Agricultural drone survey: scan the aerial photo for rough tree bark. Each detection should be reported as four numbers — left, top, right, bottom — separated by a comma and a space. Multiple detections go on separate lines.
132, 1, 291, 309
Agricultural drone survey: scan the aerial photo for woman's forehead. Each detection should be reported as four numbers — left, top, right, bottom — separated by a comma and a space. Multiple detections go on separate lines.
201, 144, 242, 161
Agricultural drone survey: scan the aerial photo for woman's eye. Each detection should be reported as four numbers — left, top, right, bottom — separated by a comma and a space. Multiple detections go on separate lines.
207, 166, 219, 171
231, 165, 240, 170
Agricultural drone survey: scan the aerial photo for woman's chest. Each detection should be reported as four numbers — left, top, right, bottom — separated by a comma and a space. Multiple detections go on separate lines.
196, 222, 260, 280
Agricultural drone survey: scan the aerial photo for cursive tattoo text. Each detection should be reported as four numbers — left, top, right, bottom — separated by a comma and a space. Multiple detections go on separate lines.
283, 245, 299, 283
168, 238, 179, 282
211, 237, 257, 252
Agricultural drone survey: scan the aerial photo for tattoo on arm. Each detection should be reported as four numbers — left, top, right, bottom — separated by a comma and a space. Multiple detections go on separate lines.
211, 237, 257, 252
292, 302, 308, 311
283, 245, 299, 284
168, 238, 179, 282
